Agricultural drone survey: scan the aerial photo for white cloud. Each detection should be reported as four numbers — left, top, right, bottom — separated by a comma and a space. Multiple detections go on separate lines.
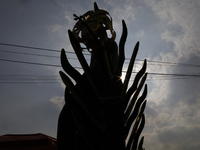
145, 0, 200, 59
50, 96, 65, 110
136, 30, 145, 38
138, 1, 200, 149
48, 24, 68, 40
103, 0, 136, 32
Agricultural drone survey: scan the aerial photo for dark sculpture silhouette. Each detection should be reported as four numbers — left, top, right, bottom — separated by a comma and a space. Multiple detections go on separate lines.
57, 2, 147, 150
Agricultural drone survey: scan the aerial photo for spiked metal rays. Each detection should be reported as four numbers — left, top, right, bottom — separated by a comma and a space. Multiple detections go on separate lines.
57, 2, 147, 150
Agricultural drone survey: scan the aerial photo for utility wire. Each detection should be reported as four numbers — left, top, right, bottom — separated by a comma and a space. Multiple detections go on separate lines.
139, 59, 200, 68
0, 42, 61, 52
0, 59, 200, 80
1, 42, 200, 84
1, 42, 200, 68
0, 43, 199, 85
0, 76, 199, 84
0, 42, 90, 55
0, 49, 60, 58
1, 49, 199, 68
1, 76, 198, 81
0, 49, 89, 60
1, 48, 199, 68
0, 58, 62, 67
1, 58, 200, 77
0, 82, 59, 84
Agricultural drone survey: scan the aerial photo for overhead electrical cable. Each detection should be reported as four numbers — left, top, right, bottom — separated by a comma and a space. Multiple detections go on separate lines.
0, 42, 61, 52
0, 58, 200, 77
0, 81, 59, 84
1, 42, 200, 84
0, 49, 60, 58
1, 42, 200, 68
0, 76, 199, 84
0, 49, 199, 68
1, 49, 199, 68
0, 42, 90, 55
0, 58, 62, 67
0, 49, 89, 60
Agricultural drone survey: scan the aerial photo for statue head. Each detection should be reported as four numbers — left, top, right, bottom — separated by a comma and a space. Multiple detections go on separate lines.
72, 2, 116, 52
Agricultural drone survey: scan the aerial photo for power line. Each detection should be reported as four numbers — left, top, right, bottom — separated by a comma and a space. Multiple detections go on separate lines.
1, 58, 200, 78
148, 72, 200, 77
0, 42, 79, 55
0, 42, 61, 52
0, 49, 89, 60
0, 75, 199, 84
1, 76, 199, 81
0, 58, 62, 67
1, 49, 199, 68
0, 76, 199, 83
1, 48, 199, 68
0, 42, 199, 84
0, 78, 61, 81
140, 59, 200, 68
0, 74, 59, 77
1, 73, 199, 79
0, 49, 60, 58
1, 42, 200, 68
0, 82, 59, 84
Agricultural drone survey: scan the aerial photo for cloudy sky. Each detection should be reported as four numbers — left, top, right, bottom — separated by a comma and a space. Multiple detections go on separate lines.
0, 0, 200, 149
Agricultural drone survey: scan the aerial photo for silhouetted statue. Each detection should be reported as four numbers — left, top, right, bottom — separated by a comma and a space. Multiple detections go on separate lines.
57, 2, 147, 150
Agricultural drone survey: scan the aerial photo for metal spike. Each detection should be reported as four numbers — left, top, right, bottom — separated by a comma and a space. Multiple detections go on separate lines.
131, 115, 145, 150
121, 41, 140, 96
60, 49, 82, 82
59, 71, 106, 131
126, 102, 146, 150
94, 2, 99, 11
68, 30, 103, 101
138, 136, 144, 150
124, 84, 147, 138
123, 73, 147, 123
118, 20, 127, 76
124, 59, 146, 107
